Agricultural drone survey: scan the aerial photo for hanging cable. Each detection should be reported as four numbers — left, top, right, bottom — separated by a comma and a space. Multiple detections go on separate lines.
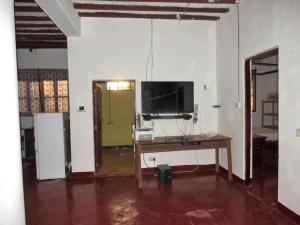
177, 1, 191, 21
150, 19, 154, 81
182, 2, 191, 16
143, 153, 150, 168
145, 19, 154, 81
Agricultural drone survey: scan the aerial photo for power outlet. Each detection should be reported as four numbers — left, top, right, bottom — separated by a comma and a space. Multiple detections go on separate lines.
149, 156, 156, 162
235, 101, 242, 108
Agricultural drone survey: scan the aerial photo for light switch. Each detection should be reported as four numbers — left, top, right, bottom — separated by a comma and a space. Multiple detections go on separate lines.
296, 128, 300, 137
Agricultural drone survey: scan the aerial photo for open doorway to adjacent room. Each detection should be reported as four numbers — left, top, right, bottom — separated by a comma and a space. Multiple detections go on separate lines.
18, 69, 70, 182
93, 80, 136, 176
245, 48, 279, 206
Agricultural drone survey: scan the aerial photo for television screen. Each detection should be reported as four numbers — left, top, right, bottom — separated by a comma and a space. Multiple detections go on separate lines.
142, 81, 194, 114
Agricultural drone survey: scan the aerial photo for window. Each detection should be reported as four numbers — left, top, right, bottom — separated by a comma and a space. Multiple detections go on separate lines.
29, 81, 41, 112
107, 81, 135, 91
18, 69, 69, 113
57, 80, 69, 112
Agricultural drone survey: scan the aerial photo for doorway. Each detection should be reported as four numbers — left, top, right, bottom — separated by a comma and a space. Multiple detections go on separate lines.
245, 48, 279, 206
93, 80, 136, 176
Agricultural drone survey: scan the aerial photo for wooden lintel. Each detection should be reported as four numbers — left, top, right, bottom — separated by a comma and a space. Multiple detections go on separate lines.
74, 3, 229, 13
251, 48, 278, 61
78, 12, 220, 20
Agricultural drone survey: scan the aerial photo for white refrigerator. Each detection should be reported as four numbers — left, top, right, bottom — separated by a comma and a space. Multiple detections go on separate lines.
34, 113, 68, 180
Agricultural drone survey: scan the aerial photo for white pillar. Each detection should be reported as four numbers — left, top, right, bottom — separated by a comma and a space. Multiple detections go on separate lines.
0, 1, 26, 225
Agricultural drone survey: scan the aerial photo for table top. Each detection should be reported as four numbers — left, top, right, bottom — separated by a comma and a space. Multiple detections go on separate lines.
134, 134, 231, 145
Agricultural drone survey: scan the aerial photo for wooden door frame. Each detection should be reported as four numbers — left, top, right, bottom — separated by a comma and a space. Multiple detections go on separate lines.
244, 48, 278, 185
92, 80, 136, 172
93, 81, 103, 171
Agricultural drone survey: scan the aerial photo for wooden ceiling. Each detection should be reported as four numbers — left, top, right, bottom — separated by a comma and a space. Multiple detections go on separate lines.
14, 0, 235, 49
14, 0, 67, 49
74, 0, 235, 21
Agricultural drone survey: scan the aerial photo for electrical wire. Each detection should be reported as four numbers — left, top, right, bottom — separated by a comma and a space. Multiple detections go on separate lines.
150, 19, 154, 81
145, 19, 154, 81
143, 153, 150, 168
176, 118, 186, 136
173, 150, 199, 174
177, 1, 191, 21
158, 119, 168, 137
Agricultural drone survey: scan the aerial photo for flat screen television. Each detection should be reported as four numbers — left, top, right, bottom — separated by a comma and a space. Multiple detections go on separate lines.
142, 81, 194, 114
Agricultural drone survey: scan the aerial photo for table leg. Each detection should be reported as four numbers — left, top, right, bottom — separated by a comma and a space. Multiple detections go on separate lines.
135, 144, 143, 189
226, 140, 233, 181
215, 147, 220, 173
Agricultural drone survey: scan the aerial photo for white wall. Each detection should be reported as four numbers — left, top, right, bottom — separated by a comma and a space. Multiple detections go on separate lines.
68, 18, 218, 172
0, 1, 26, 225
217, 0, 300, 215
17, 49, 68, 69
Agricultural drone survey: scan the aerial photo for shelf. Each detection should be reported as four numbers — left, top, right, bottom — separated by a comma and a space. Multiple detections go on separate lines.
262, 100, 278, 129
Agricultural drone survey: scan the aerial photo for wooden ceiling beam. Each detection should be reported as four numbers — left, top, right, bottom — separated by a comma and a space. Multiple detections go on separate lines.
14, 6, 43, 12
16, 29, 62, 33
78, 12, 220, 20
79, 0, 236, 3
16, 41, 67, 49
252, 62, 278, 66
256, 69, 278, 76
16, 34, 66, 41
15, 23, 57, 28
15, 16, 51, 21
14, 0, 35, 2
74, 3, 229, 13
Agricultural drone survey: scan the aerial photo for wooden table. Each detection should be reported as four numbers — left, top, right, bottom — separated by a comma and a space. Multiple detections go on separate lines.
134, 135, 232, 189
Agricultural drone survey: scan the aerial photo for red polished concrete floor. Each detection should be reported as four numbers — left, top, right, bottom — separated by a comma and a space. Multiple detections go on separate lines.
249, 145, 278, 206
23, 161, 297, 225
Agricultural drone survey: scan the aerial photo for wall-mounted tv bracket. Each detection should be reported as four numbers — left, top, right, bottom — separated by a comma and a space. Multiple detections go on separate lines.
142, 114, 192, 121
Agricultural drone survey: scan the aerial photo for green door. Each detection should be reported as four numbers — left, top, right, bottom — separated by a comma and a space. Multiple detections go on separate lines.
101, 90, 135, 146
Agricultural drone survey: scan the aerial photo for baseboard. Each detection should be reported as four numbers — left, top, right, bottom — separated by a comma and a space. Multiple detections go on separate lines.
71, 171, 135, 179
102, 145, 133, 150
94, 172, 134, 178
219, 166, 247, 186
277, 202, 300, 223
71, 172, 95, 179
142, 164, 215, 176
